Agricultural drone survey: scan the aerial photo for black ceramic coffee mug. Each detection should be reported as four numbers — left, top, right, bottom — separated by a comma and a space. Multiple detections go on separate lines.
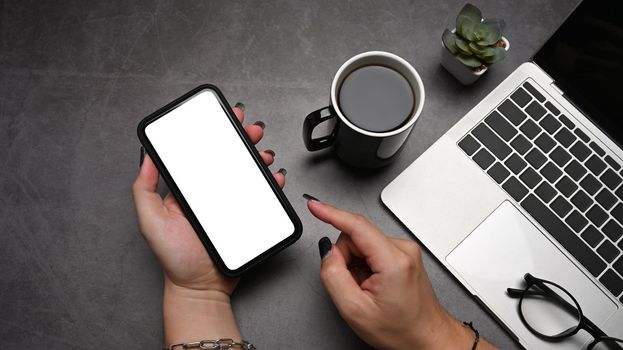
303, 51, 425, 168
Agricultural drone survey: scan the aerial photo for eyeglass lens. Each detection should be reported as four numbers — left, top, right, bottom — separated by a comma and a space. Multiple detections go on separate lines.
520, 281, 581, 338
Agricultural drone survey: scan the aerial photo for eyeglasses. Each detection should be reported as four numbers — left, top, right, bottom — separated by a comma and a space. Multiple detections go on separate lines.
507, 273, 623, 349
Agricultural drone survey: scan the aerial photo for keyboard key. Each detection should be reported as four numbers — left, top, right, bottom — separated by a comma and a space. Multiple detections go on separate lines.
580, 174, 602, 195
570, 141, 591, 162
473, 148, 495, 169
486, 111, 517, 142
581, 225, 604, 248
472, 124, 512, 160
551, 196, 573, 217
526, 102, 547, 120
505, 154, 527, 174
498, 100, 526, 126
550, 147, 571, 167
616, 186, 623, 201
510, 134, 532, 155
599, 269, 623, 296
523, 82, 546, 102
611, 203, 623, 226
587, 205, 608, 227
564, 160, 587, 181
602, 220, 623, 242
566, 210, 588, 232
519, 120, 542, 140
554, 128, 577, 148
571, 190, 593, 212
540, 114, 562, 134
559, 115, 575, 130
503, 177, 529, 202
595, 189, 617, 210
526, 148, 547, 169
589, 141, 606, 157
535, 133, 556, 153
459, 135, 481, 156
555, 176, 578, 198
521, 194, 606, 277
487, 162, 510, 184
597, 241, 620, 263
544, 101, 560, 116
615, 256, 623, 277
586, 155, 607, 176
574, 129, 590, 143
520, 168, 542, 189
535, 182, 557, 203
510, 87, 532, 107
540, 162, 563, 183
604, 155, 621, 171
600, 169, 622, 190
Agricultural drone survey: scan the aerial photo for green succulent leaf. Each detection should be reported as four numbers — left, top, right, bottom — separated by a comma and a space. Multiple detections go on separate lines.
457, 19, 478, 41
480, 47, 506, 64
455, 36, 473, 55
456, 4, 482, 26
456, 4, 482, 41
456, 53, 483, 68
474, 19, 505, 46
442, 29, 459, 55
469, 42, 495, 57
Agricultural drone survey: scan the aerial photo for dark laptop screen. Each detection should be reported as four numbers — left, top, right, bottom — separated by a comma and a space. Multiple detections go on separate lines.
534, 0, 623, 146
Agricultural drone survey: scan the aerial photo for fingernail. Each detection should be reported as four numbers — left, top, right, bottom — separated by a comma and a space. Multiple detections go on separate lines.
139, 146, 145, 167
318, 237, 332, 259
264, 149, 275, 157
277, 168, 287, 176
254, 121, 266, 130
303, 193, 319, 202
234, 102, 245, 112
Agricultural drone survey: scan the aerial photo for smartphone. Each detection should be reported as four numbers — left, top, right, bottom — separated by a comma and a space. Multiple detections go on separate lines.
137, 84, 302, 276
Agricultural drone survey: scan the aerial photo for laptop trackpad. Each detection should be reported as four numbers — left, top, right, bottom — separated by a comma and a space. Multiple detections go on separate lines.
447, 201, 616, 349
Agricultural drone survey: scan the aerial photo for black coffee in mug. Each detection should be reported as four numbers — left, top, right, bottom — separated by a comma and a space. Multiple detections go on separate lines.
303, 51, 425, 168
338, 65, 415, 133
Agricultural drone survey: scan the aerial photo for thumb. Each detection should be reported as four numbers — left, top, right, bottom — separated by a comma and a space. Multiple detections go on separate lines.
319, 238, 370, 320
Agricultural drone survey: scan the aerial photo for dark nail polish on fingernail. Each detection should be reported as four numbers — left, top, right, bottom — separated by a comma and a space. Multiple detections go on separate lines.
254, 121, 266, 130
234, 102, 245, 112
278, 168, 287, 176
264, 149, 275, 157
139, 146, 145, 167
318, 237, 332, 259
303, 193, 319, 202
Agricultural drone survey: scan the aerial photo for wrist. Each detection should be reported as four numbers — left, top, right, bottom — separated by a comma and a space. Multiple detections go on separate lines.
422, 312, 495, 350
409, 309, 475, 350
163, 279, 241, 345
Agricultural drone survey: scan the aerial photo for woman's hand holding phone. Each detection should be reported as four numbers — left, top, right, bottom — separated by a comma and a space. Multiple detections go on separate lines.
132, 104, 283, 344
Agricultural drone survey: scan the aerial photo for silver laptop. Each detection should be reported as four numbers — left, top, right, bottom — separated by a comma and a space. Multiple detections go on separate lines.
382, 1, 622, 349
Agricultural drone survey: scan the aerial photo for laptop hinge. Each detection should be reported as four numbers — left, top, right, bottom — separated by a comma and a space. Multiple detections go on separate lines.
550, 82, 564, 96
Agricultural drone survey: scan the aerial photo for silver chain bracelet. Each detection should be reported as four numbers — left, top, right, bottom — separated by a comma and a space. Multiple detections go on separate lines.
163, 338, 257, 350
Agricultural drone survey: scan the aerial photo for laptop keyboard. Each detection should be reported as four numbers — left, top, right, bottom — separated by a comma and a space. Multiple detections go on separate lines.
458, 80, 623, 303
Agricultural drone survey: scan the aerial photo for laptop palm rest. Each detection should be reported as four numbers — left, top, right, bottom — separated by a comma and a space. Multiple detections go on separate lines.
447, 201, 616, 349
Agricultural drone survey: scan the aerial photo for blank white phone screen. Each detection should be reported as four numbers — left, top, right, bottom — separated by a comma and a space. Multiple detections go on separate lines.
145, 90, 294, 270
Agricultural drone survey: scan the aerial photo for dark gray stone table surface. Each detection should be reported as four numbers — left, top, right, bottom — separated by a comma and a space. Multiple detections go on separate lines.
0, 0, 578, 348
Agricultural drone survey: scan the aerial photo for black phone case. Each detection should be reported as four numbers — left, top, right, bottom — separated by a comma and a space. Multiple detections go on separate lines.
137, 84, 302, 277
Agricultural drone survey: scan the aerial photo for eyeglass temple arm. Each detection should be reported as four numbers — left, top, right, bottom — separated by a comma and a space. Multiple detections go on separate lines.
506, 288, 524, 298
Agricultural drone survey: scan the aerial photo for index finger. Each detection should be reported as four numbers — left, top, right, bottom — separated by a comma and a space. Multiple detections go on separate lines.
307, 200, 395, 271
232, 103, 245, 123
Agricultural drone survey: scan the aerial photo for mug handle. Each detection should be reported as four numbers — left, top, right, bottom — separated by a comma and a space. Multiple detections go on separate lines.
303, 106, 338, 151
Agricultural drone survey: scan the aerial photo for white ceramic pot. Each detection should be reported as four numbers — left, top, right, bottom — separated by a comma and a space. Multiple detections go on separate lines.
440, 33, 510, 85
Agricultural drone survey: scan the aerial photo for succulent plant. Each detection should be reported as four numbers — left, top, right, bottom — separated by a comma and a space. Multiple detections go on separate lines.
442, 4, 506, 69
